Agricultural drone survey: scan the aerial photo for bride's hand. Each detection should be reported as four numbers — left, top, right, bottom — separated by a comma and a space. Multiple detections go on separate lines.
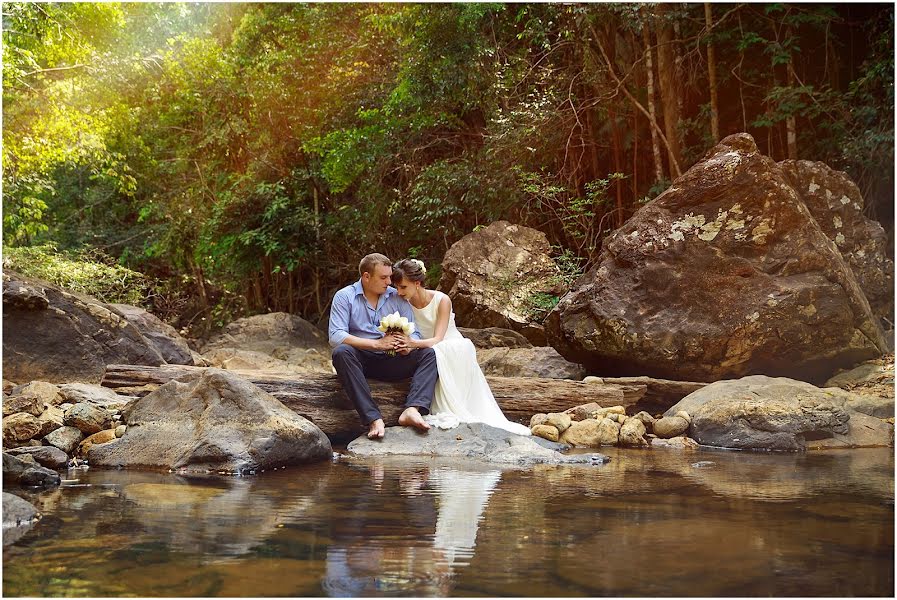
394, 333, 415, 353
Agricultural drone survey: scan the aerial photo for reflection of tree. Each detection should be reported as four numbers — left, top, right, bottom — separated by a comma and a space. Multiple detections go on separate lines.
323, 460, 503, 596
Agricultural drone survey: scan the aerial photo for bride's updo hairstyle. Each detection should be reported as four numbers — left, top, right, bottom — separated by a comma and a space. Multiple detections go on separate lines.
392, 258, 426, 284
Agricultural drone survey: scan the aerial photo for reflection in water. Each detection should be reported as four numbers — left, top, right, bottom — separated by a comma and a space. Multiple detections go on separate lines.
323, 461, 502, 596
2, 449, 893, 597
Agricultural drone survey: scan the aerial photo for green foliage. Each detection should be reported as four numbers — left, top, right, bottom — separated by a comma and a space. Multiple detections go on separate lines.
2, 244, 153, 306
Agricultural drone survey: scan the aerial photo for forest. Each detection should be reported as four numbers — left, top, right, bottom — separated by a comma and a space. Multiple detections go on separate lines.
3, 2, 893, 336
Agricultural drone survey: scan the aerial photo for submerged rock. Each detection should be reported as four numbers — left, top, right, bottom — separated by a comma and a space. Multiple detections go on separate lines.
346, 422, 609, 466
2, 492, 41, 546
87, 368, 332, 473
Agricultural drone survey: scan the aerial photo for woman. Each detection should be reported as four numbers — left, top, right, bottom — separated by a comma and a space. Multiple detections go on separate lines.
391, 258, 531, 435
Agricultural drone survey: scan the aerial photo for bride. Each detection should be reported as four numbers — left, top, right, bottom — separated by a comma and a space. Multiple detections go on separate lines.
391, 258, 531, 436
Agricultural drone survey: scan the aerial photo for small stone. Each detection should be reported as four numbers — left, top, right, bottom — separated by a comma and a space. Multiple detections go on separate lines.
64, 402, 113, 435
545, 412, 572, 433
591, 406, 626, 419
650, 435, 699, 450
3, 413, 42, 446
2, 394, 45, 417
36, 406, 65, 437
530, 413, 549, 428
8, 381, 63, 407
559, 419, 604, 447
115, 425, 127, 438
619, 417, 649, 447
6, 445, 69, 469
531, 424, 560, 442
674, 410, 692, 425
78, 429, 118, 456
653, 416, 690, 439
595, 418, 621, 446
44, 426, 83, 455
564, 402, 602, 421
582, 376, 604, 384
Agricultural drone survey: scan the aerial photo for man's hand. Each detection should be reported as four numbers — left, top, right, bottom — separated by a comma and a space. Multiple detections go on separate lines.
394, 333, 415, 355
373, 333, 399, 353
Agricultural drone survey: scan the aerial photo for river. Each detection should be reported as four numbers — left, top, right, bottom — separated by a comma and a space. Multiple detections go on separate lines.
3, 447, 893, 596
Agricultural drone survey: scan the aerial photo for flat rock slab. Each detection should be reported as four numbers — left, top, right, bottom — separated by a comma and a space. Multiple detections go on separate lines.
346, 422, 610, 467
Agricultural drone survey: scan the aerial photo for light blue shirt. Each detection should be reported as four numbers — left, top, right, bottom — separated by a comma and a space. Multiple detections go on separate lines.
328, 280, 421, 348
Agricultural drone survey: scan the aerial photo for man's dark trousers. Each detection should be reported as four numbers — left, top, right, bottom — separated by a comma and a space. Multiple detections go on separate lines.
331, 344, 438, 425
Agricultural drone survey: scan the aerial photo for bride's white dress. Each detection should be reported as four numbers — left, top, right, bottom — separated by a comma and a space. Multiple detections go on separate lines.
412, 290, 531, 436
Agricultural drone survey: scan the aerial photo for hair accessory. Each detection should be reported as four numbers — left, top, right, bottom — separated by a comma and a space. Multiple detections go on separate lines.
411, 259, 426, 274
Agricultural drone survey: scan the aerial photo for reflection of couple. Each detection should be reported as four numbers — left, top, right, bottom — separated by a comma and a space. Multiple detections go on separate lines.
329, 253, 530, 439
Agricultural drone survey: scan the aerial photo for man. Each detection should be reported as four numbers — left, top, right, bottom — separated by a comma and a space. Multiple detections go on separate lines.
329, 253, 436, 439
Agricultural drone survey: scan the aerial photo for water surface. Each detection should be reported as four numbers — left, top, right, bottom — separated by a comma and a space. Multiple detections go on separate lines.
3, 447, 893, 596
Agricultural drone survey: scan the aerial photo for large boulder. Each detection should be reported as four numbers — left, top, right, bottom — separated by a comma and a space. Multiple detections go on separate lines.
86, 368, 332, 473
109, 304, 195, 365
439, 221, 564, 345
2, 271, 165, 383
199, 312, 332, 374
779, 160, 894, 325
2, 453, 61, 487
546, 134, 887, 384
665, 375, 892, 451
476, 346, 586, 380
346, 422, 609, 466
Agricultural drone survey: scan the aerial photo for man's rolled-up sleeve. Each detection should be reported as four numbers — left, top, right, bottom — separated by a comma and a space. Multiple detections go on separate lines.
328, 290, 351, 348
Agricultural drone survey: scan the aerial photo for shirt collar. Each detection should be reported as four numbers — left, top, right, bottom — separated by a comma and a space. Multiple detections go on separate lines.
353, 279, 396, 300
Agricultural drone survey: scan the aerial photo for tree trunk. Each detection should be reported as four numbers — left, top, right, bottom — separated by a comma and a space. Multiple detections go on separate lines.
642, 24, 664, 182
100, 364, 648, 438
705, 3, 720, 143
655, 4, 683, 177
786, 36, 798, 159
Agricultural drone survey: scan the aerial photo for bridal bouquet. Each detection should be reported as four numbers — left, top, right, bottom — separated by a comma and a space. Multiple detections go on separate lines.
377, 311, 415, 356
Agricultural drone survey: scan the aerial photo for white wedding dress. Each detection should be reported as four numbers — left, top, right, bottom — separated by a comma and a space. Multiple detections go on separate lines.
412, 290, 531, 436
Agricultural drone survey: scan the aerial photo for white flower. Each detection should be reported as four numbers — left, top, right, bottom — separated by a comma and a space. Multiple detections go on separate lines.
403, 321, 415, 335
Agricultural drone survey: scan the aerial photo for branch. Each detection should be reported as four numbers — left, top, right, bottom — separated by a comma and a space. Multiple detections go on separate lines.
21, 63, 88, 78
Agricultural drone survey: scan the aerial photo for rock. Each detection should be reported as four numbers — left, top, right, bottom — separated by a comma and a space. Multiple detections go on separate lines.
546, 134, 887, 385
457, 327, 533, 349
77, 429, 118, 456
2, 271, 166, 384
619, 417, 649, 447
653, 416, 690, 439
529, 413, 548, 428
545, 412, 572, 433
3, 380, 18, 393
439, 221, 564, 346
594, 418, 621, 445
779, 160, 894, 325
631, 411, 657, 431
190, 350, 212, 367
824, 355, 894, 405
667, 375, 853, 451
564, 402, 603, 421
559, 419, 604, 447
592, 406, 626, 418
805, 411, 893, 449
346, 422, 610, 466
87, 368, 331, 473
650, 436, 700, 450
531, 424, 560, 442
476, 346, 586, 379
2, 413, 42, 446
64, 402, 113, 434
58, 383, 135, 411
36, 406, 65, 437
2, 492, 40, 546
8, 381, 63, 408
115, 424, 127, 438
2, 393, 45, 417
6, 446, 69, 469
674, 410, 692, 425
109, 303, 195, 365
2, 453, 60, 487
43, 426, 83, 455
199, 312, 332, 374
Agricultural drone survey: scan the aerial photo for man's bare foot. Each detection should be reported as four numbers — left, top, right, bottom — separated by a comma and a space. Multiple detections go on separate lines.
367, 419, 385, 439
398, 407, 431, 432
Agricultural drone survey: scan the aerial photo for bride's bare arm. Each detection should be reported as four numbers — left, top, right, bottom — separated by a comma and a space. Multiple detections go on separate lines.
407, 295, 452, 349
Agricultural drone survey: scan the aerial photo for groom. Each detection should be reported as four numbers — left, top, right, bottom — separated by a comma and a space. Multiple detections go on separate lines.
329, 253, 436, 439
